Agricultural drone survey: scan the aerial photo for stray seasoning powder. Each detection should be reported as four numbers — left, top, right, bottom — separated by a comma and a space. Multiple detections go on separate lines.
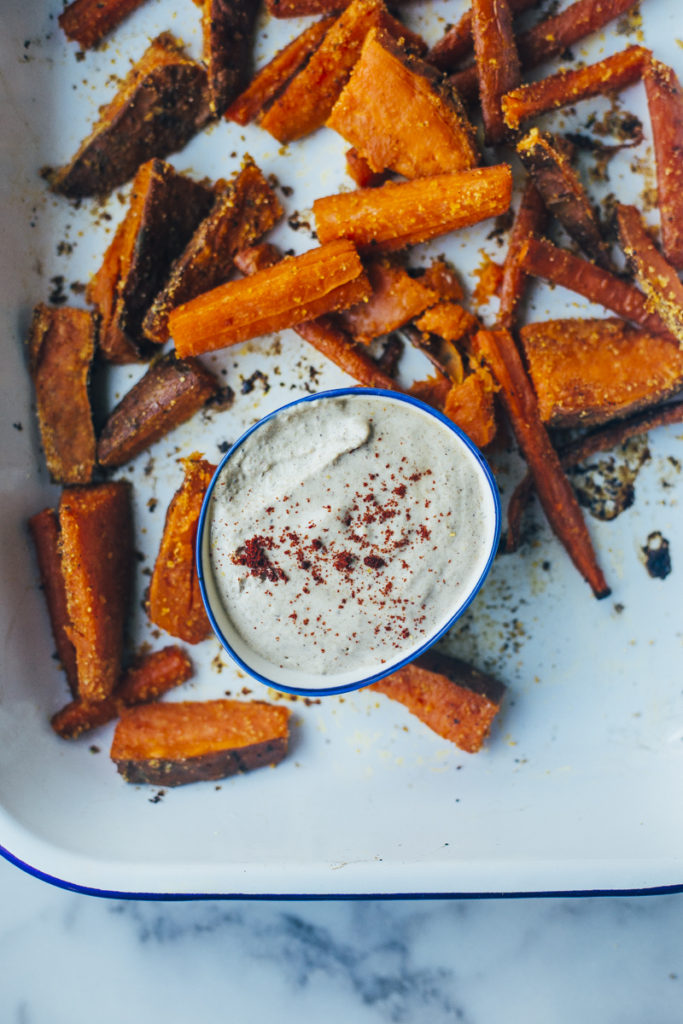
208, 395, 494, 676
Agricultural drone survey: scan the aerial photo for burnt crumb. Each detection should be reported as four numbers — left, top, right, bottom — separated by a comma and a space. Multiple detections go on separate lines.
56, 240, 74, 256
641, 531, 672, 580
75, 50, 86, 62
12, 422, 23, 431
206, 385, 235, 411
217, 440, 232, 454
89, 745, 100, 754
568, 435, 650, 521
148, 789, 166, 804
240, 370, 270, 395
48, 275, 67, 305
288, 211, 316, 237
147, 497, 158, 513
614, 602, 625, 614
70, 281, 87, 294
281, 184, 294, 198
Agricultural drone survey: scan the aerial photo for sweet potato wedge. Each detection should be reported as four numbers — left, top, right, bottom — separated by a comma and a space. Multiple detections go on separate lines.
369, 651, 506, 754
58, 0, 147, 49
644, 58, 683, 270
111, 699, 291, 785
27, 304, 96, 484
497, 178, 546, 329
169, 239, 371, 357
313, 164, 512, 251
28, 508, 80, 696
443, 369, 497, 448
87, 159, 213, 363
142, 160, 283, 345
97, 353, 220, 467
49, 33, 211, 198
147, 456, 216, 644
202, 0, 258, 116
59, 482, 133, 700
520, 317, 683, 428
616, 202, 683, 345
471, 0, 520, 144
339, 259, 439, 343
345, 147, 391, 188
327, 28, 479, 178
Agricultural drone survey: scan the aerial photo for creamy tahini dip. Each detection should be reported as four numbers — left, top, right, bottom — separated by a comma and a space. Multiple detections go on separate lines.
206, 394, 495, 678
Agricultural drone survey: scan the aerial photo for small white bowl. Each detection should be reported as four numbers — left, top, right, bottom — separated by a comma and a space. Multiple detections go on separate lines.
197, 388, 500, 696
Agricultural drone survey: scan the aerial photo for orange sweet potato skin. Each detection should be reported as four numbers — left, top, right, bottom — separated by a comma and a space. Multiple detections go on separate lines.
110, 699, 291, 785
58, 482, 133, 701
147, 456, 216, 644
27, 304, 96, 484
443, 371, 497, 449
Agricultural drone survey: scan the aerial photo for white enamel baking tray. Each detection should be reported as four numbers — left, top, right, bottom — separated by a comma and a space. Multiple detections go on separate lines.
1, 0, 682, 898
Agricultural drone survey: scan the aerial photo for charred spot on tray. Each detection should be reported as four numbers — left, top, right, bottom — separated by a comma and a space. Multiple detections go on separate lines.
206, 385, 235, 411
148, 789, 166, 804
240, 370, 270, 395
48, 275, 68, 305
568, 435, 650, 521
641, 531, 672, 580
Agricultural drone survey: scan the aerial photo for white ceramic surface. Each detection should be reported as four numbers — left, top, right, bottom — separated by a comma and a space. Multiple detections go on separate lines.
1, 0, 682, 897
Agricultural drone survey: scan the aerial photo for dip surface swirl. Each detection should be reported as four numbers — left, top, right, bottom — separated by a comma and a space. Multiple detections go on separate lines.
207, 394, 494, 677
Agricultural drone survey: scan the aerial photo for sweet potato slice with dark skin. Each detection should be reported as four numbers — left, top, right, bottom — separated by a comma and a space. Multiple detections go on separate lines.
49, 34, 211, 199
142, 160, 283, 345
88, 159, 213, 363
517, 130, 612, 271
27, 304, 96, 484
59, 482, 133, 700
339, 259, 439, 343
644, 58, 683, 270
28, 508, 80, 697
97, 353, 219, 467
58, 0, 147, 49
471, 0, 520, 145
110, 699, 291, 785
147, 456, 216, 644
369, 651, 506, 754
519, 317, 683, 428
497, 178, 546, 329
327, 28, 479, 178
616, 203, 683, 345
202, 0, 258, 116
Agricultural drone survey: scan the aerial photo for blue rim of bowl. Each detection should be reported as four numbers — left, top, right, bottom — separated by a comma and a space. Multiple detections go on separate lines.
196, 387, 501, 698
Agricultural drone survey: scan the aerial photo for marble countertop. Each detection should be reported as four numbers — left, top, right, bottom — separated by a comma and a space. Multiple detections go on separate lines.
2, 855, 681, 1022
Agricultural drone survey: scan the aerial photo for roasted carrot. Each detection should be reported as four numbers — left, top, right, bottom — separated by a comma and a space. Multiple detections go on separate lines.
471, 0, 520, 144
518, 236, 674, 338
327, 28, 479, 178
142, 160, 283, 345
427, 0, 538, 73
644, 58, 683, 270
169, 239, 370, 357
49, 34, 211, 199
111, 699, 291, 785
313, 164, 512, 251
58, 0, 147, 49
616, 202, 683, 345
202, 0, 257, 116
28, 508, 80, 696
497, 178, 546, 329
27, 304, 96, 485
369, 650, 506, 754
443, 370, 497, 448
147, 456, 216, 644
225, 16, 336, 125
339, 259, 439, 343
345, 147, 391, 188
501, 45, 650, 131
474, 328, 610, 597
516, 129, 612, 270
519, 317, 683, 427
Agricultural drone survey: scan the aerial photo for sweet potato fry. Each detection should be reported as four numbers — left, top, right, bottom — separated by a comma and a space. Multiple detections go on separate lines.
142, 160, 283, 345
97, 353, 219, 467
339, 259, 439, 343
345, 147, 390, 188
517, 129, 612, 270
419, 258, 464, 303
49, 34, 211, 198
518, 236, 674, 338
443, 369, 497, 448
51, 698, 121, 740
28, 508, 80, 696
501, 45, 649, 131
111, 699, 291, 785
616, 202, 683, 345
147, 456, 216, 644
202, 0, 257, 116
644, 58, 683, 270
58, 0, 147, 49
27, 304, 96, 485
497, 178, 546, 329
88, 159, 213, 363
414, 302, 477, 346
519, 317, 683, 428
313, 164, 513, 251
408, 372, 452, 410
369, 651, 506, 754
327, 28, 479, 178
266, 0, 346, 13
169, 240, 370, 357
225, 16, 336, 125
59, 482, 133, 700
427, 0, 538, 72
474, 328, 610, 597
471, 0, 520, 144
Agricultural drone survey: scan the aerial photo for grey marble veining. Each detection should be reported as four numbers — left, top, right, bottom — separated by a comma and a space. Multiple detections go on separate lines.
1, 857, 682, 1023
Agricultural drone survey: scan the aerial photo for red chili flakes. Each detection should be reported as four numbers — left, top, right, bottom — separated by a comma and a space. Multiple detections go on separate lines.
232, 536, 288, 583
364, 554, 386, 570
417, 524, 431, 541
333, 551, 355, 572
393, 483, 406, 498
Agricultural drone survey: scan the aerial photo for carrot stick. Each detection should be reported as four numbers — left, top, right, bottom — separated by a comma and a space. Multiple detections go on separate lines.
427, 0, 538, 73
518, 236, 675, 338
616, 202, 683, 345
497, 178, 546, 329
471, 0, 521, 144
644, 58, 683, 270
313, 165, 512, 251
225, 16, 336, 125
59, 0, 147, 49
474, 328, 610, 597
501, 45, 650, 131
169, 239, 370, 357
